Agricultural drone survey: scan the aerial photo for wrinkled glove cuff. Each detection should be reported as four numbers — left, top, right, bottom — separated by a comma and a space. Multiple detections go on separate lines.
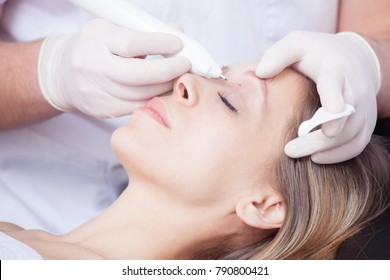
38, 35, 76, 112
337, 32, 382, 94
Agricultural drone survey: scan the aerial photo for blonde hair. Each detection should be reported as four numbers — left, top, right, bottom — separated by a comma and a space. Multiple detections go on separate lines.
227, 76, 390, 259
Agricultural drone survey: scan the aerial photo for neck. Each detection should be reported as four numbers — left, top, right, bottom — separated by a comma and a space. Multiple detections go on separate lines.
48, 180, 237, 259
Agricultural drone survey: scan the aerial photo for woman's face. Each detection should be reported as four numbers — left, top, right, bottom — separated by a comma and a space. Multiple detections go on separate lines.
112, 61, 307, 205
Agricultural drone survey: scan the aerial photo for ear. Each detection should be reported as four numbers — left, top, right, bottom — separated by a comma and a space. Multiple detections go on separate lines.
235, 188, 285, 230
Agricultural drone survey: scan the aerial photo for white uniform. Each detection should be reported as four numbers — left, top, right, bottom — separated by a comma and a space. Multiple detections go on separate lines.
0, 232, 43, 259
0, 0, 338, 234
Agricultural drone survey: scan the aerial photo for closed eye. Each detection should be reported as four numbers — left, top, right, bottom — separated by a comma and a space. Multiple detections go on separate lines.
218, 91, 238, 113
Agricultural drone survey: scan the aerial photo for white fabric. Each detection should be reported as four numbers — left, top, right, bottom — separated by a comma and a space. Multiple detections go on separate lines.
0, 232, 43, 260
0, 0, 338, 234
1, 0, 338, 64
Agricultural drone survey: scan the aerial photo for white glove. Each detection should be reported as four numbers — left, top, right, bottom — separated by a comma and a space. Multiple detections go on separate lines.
256, 31, 381, 164
38, 18, 191, 118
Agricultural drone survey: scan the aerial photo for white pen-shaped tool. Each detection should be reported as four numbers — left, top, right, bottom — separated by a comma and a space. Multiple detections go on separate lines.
69, 0, 226, 80
298, 104, 355, 137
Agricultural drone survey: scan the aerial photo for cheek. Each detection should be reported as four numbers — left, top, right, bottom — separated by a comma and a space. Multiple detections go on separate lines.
112, 114, 267, 205
164, 121, 263, 201
111, 122, 169, 179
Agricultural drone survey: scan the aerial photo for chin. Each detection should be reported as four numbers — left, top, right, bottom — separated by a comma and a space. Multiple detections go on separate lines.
110, 125, 167, 182
111, 125, 147, 171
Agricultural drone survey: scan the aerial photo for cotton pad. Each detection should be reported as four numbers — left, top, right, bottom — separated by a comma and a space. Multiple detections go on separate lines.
298, 104, 355, 137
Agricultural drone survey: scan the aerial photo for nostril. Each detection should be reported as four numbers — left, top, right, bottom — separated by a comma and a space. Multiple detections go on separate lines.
175, 79, 197, 106
183, 88, 188, 99
178, 82, 189, 99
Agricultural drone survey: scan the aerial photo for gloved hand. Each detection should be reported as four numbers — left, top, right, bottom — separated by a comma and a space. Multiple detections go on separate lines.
38, 18, 191, 118
256, 31, 381, 164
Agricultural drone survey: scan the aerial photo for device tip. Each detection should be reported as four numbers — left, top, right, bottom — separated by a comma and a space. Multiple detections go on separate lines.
219, 74, 228, 81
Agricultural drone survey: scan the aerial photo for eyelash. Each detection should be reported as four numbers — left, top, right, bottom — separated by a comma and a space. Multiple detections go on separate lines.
217, 91, 238, 113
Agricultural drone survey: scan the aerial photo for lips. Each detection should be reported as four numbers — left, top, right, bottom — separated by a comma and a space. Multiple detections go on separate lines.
138, 97, 170, 128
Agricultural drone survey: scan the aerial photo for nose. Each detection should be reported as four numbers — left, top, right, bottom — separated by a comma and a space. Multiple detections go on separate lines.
173, 73, 200, 108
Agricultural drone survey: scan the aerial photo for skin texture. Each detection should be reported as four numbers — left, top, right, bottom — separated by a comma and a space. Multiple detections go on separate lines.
0, 40, 58, 129
0, 62, 309, 259
113, 62, 304, 206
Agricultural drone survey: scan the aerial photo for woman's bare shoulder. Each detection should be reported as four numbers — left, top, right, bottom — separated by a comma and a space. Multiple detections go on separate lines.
0, 222, 25, 232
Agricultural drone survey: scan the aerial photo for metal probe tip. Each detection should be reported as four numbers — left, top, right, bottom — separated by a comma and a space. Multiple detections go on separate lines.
219, 74, 228, 81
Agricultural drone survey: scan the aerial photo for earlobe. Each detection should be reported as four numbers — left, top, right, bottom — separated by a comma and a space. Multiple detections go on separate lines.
235, 192, 285, 230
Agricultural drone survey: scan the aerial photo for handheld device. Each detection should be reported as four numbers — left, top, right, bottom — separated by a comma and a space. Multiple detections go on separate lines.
69, 0, 226, 79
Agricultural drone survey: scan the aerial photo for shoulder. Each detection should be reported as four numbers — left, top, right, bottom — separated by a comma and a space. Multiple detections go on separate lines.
0, 227, 44, 260
0, 222, 25, 232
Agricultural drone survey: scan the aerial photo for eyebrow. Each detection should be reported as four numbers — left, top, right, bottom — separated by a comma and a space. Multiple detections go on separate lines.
222, 67, 269, 111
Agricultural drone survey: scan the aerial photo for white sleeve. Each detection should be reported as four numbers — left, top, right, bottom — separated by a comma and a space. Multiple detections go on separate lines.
0, 232, 43, 260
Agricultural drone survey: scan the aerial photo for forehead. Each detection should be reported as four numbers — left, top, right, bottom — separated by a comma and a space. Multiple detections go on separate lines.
222, 61, 258, 77
267, 68, 309, 107
224, 61, 308, 107
236, 64, 309, 160
265, 68, 309, 150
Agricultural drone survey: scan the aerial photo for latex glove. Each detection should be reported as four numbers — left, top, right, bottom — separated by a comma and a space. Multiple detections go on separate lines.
256, 31, 381, 164
38, 18, 191, 118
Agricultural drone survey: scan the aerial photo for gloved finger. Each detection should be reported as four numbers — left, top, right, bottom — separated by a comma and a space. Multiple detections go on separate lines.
83, 96, 147, 119
316, 68, 345, 113
284, 125, 359, 159
168, 22, 185, 33
321, 116, 348, 138
310, 130, 371, 164
102, 99, 148, 118
104, 55, 191, 85
99, 77, 174, 101
315, 68, 346, 137
106, 27, 184, 57
255, 32, 307, 78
